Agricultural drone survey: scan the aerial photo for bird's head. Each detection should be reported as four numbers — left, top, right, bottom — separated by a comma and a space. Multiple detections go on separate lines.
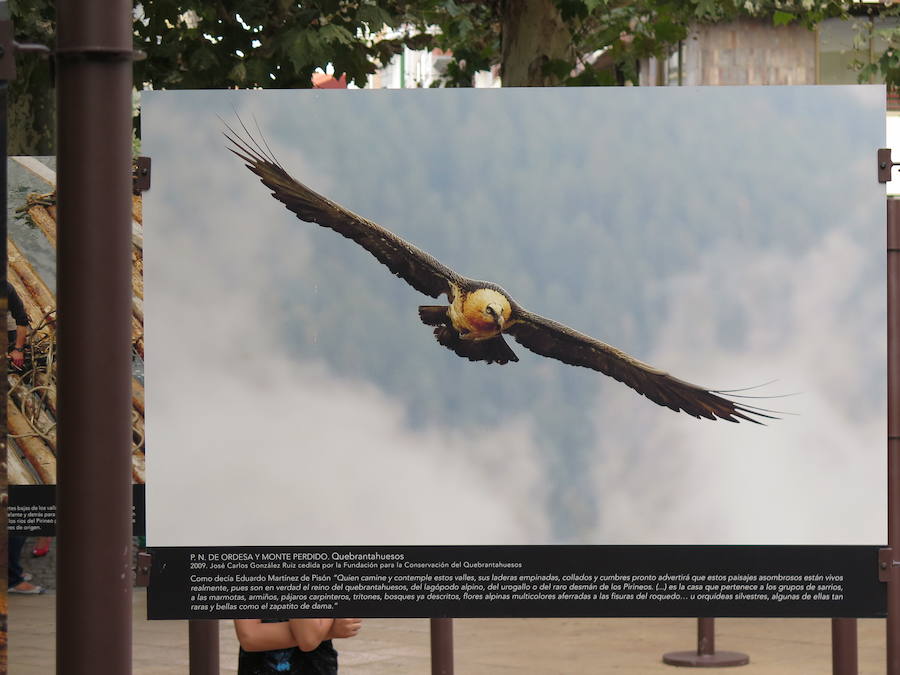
462, 288, 511, 335
485, 303, 505, 330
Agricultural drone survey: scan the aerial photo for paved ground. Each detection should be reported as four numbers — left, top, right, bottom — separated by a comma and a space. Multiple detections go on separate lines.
7, 589, 890, 674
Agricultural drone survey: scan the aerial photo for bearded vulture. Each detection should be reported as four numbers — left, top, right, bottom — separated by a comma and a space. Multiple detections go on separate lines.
226, 122, 773, 424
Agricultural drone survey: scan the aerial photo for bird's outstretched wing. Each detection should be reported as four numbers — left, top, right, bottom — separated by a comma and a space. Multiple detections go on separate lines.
505, 310, 774, 423
225, 122, 463, 299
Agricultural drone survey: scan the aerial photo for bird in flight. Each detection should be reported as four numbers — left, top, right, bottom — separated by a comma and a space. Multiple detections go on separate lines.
225, 122, 774, 424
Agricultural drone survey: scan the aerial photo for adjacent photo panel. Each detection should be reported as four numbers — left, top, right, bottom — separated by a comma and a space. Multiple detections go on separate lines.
6, 156, 147, 538
143, 86, 887, 619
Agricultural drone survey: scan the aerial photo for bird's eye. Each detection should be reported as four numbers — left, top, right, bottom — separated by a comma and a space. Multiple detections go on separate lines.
486, 306, 496, 316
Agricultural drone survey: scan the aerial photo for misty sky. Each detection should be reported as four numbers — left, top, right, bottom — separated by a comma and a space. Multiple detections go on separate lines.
143, 86, 886, 547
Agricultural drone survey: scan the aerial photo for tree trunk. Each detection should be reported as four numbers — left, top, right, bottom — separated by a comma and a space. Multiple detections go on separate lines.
501, 0, 575, 86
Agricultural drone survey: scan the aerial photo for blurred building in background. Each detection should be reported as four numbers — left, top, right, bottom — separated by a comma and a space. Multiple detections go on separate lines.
640, 14, 899, 111
363, 11, 897, 111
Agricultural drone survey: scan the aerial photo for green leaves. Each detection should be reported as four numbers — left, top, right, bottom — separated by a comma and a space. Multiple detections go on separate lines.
356, 4, 394, 31
871, 44, 900, 86
693, 0, 725, 21
283, 29, 327, 72
128, 0, 413, 89
556, 0, 590, 22
188, 45, 220, 71
542, 58, 574, 81
319, 23, 354, 46
228, 62, 248, 84
652, 17, 687, 44
566, 67, 619, 86
773, 10, 796, 26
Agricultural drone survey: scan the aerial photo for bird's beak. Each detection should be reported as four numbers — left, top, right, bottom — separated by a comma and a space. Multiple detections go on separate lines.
495, 315, 505, 331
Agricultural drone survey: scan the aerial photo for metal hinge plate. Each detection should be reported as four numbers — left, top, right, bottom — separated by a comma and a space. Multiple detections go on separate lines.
879, 148, 896, 184
133, 156, 151, 194
879, 547, 894, 582
135, 550, 152, 587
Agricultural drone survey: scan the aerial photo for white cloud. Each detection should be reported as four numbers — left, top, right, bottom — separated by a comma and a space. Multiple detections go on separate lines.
147, 346, 550, 546
588, 230, 885, 545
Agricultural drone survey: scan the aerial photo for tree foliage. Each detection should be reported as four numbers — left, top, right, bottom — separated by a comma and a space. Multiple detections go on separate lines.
133, 1, 430, 89
128, 0, 882, 90
852, 4, 900, 86
9, 0, 54, 155
5, 0, 899, 152
419, 0, 868, 87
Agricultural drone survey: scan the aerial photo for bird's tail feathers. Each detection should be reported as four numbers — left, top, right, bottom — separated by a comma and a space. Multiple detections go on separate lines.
432, 327, 518, 365
418, 305, 448, 327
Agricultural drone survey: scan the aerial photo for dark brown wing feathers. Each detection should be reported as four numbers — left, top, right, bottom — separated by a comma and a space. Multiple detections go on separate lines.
225, 123, 460, 299
506, 311, 772, 424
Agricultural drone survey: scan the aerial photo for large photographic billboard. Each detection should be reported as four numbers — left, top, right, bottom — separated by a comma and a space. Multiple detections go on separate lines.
144, 86, 886, 618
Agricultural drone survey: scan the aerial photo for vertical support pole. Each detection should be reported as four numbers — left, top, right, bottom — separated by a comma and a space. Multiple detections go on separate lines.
430, 618, 454, 675
886, 198, 900, 675
831, 618, 858, 675
0, 4, 10, 669
697, 617, 715, 656
55, 1, 134, 673
189, 621, 220, 675
662, 618, 749, 667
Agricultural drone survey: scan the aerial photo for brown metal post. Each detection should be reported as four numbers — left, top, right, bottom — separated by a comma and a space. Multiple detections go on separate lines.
0, 6, 10, 670
662, 618, 749, 667
55, 1, 134, 673
698, 617, 715, 655
831, 618, 858, 675
430, 618, 454, 675
189, 621, 220, 675
886, 198, 900, 675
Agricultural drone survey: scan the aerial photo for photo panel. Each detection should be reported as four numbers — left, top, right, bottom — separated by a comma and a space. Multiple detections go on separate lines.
143, 86, 886, 618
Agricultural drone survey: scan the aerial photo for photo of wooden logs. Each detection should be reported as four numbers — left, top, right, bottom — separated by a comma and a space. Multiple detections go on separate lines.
7, 156, 146, 485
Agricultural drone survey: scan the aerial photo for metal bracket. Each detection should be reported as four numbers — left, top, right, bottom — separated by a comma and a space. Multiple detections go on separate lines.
15, 41, 52, 56
0, 8, 53, 83
135, 550, 152, 587
880, 547, 896, 582
880, 148, 898, 184
133, 157, 151, 194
